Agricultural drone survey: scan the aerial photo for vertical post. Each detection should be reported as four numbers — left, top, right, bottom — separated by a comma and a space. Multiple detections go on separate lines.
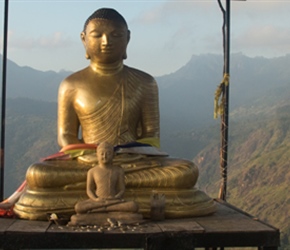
218, 0, 230, 201
1, 0, 9, 201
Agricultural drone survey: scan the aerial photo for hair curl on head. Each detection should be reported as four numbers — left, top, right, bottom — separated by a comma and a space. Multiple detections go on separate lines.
83, 8, 128, 33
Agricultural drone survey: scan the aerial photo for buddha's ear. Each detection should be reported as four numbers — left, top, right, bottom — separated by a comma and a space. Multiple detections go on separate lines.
127, 30, 131, 44
122, 30, 130, 60
80, 32, 86, 45
80, 32, 90, 59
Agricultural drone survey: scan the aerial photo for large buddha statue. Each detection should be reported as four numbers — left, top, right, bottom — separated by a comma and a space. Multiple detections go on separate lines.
14, 8, 216, 220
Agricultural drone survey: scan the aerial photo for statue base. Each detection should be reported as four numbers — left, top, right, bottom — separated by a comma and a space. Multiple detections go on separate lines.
68, 212, 143, 227
14, 187, 216, 220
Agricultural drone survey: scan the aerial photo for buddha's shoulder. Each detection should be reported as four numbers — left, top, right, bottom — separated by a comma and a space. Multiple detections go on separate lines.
59, 68, 89, 88
63, 68, 89, 81
125, 66, 156, 85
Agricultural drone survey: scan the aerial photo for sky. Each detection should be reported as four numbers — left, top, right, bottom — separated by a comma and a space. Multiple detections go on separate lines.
1, 0, 290, 76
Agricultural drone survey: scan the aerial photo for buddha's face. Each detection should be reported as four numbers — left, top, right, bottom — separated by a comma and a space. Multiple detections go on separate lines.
97, 144, 114, 165
81, 19, 130, 64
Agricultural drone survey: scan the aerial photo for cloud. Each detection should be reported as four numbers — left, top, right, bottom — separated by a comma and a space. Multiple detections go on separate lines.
133, 1, 216, 26
130, 1, 221, 53
5, 31, 73, 50
233, 25, 290, 55
133, 0, 290, 26
233, 0, 290, 19
163, 22, 198, 50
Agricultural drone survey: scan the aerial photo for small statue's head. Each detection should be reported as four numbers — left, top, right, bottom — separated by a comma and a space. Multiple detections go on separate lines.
81, 8, 130, 64
97, 142, 115, 165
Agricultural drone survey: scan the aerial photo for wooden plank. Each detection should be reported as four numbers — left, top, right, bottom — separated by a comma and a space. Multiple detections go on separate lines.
0, 218, 16, 249
194, 203, 278, 233
144, 230, 196, 250
43, 221, 161, 249
3, 220, 59, 250
144, 220, 204, 250
217, 199, 280, 230
156, 219, 204, 233
47, 219, 162, 234
105, 221, 162, 234
0, 218, 16, 232
6, 219, 51, 232
41, 225, 150, 249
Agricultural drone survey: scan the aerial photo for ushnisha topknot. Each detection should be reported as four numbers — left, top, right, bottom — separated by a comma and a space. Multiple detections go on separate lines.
83, 8, 128, 32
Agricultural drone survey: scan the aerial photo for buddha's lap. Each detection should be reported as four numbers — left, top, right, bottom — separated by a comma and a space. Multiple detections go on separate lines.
26, 157, 198, 189
75, 199, 138, 214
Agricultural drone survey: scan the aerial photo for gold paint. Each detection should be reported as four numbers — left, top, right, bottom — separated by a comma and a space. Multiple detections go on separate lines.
14, 9, 216, 220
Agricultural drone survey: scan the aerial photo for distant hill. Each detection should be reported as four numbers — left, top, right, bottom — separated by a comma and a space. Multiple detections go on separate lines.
158, 53, 290, 160
3, 52, 290, 123
0, 54, 71, 102
1, 53, 290, 248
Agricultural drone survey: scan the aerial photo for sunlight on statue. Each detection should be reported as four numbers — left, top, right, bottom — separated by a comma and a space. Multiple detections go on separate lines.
14, 8, 216, 220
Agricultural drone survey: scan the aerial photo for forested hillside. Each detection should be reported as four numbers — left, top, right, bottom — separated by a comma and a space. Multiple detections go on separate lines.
4, 99, 58, 195
195, 106, 290, 248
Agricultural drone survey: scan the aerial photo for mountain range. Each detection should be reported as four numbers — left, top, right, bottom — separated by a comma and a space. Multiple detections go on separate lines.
1, 53, 289, 248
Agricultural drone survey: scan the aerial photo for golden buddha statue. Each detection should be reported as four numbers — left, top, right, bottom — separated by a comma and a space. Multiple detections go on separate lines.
14, 8, 216, 220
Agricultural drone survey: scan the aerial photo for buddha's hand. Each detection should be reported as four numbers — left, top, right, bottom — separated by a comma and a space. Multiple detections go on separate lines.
92, 197, 104, 202
114, 193, 123, 199
106, 196, 116, 200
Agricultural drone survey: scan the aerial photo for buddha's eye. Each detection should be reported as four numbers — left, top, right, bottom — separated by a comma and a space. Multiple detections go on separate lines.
90, 32, 102, 38
112, 32, 123, 37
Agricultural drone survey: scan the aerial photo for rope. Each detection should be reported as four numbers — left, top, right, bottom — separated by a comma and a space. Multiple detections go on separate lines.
214, 73, 230, 119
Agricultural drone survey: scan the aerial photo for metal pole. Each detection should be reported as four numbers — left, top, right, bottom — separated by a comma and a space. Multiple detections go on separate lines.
217, 0, 230, 201
1, 0, 9, 201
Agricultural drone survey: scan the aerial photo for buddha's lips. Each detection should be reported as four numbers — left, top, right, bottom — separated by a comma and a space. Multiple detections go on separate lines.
101, 48, 114, 53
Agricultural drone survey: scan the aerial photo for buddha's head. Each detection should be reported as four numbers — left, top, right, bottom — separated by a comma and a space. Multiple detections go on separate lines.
81, 8, 130, 65
97, 142, 115, 166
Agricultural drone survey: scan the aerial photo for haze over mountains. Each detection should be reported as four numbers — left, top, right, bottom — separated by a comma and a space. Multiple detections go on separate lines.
1, 53, 290, 248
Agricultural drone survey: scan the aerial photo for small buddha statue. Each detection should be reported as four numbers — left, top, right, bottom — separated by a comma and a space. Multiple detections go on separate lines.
14, 8, 216, 220
69, 142, 141, 226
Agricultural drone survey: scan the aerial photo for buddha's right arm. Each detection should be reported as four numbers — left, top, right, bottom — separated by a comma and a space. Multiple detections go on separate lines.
86, 170, 98, 200
57, 80, 81, 147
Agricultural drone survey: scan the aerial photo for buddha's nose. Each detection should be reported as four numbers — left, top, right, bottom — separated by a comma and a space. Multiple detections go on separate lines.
101, 34, 110, 45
